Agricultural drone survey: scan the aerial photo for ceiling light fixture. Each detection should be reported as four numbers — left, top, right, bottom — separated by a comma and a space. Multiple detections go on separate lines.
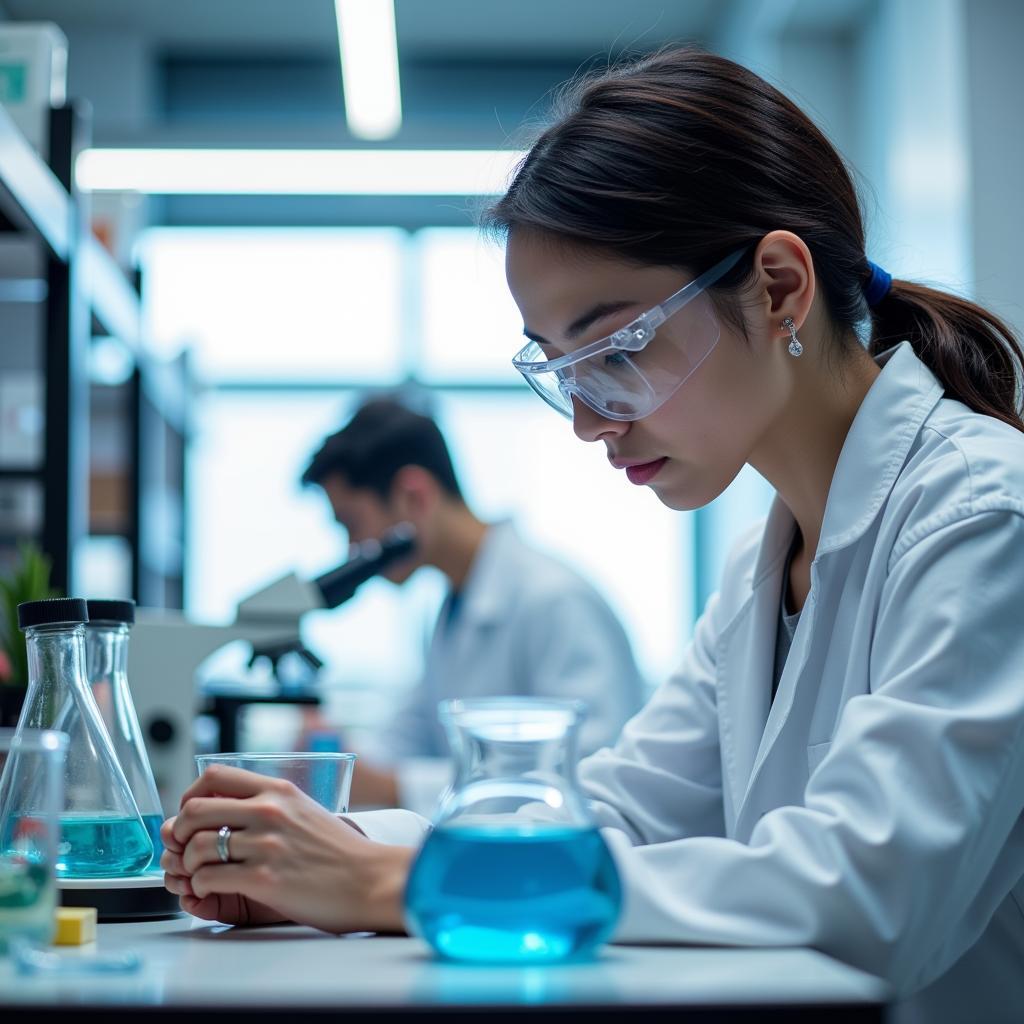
334, 0, 402, 141
75, 148, 526, 196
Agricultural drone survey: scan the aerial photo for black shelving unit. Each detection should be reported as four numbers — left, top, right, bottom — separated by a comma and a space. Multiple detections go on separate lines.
0, 100, 190, 605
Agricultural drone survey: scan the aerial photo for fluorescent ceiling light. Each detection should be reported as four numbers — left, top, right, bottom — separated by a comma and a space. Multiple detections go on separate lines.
335, 0, 402, 141
75, 148, 526, 196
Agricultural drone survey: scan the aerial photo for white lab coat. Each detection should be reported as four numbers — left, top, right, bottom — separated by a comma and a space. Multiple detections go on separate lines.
368, 521, 644, 814
351, 343, 1024, 1024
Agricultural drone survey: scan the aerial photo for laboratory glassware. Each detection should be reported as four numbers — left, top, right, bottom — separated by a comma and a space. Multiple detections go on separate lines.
85, 599, 165, 862
195, 752, 356, 813
405, 697, 621, 963
0, 728, 67, 951
13, 599, 153, 878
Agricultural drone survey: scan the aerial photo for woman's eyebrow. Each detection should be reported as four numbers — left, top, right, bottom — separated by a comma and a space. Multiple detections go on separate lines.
523, 299, 639, 346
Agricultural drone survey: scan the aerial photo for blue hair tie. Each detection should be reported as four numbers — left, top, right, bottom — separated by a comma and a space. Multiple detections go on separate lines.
864, 261, 892, 307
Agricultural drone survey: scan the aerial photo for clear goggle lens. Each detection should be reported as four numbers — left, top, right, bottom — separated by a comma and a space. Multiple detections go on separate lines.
514, 289, 722, 422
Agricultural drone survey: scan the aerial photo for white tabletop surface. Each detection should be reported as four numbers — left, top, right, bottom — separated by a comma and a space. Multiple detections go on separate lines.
0, 916, 889, 1013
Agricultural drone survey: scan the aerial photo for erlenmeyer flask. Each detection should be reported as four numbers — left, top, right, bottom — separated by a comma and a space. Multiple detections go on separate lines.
85, 600, 164, 866
405, 697, 621, 963
13, 599, 153, 878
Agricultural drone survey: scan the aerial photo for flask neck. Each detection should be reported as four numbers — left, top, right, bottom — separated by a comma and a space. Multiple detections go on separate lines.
445, 723, 589, 825
84, 624, 130, 686
456, 733, 581, 786
24, 623, 90, 694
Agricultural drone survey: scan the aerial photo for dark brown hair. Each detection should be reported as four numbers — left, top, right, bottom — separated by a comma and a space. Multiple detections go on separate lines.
302, 399, 463, 500
484, 47, 1024, 431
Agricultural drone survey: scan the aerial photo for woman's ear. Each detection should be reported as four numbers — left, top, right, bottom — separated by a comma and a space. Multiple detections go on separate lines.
751, 230, 815, 340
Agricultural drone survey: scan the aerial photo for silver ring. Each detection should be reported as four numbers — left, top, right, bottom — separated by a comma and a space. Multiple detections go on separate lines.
216, 825, 232, 864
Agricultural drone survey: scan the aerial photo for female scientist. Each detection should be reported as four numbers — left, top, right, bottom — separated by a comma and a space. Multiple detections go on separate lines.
161, 48, 1024, 1023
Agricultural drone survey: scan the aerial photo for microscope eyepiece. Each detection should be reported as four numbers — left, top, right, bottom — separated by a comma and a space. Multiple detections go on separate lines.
314, 522, 417, 609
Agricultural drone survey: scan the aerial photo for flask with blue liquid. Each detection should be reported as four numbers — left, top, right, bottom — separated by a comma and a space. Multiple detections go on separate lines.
85, 600, 165, 867
8, 599, 153, 878
404, 697, 621, 963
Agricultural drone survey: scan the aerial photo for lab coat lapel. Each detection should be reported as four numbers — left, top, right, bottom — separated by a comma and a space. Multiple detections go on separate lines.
715, 498, 794, 834
731, 343, 945, 836
433, 523, 515, 684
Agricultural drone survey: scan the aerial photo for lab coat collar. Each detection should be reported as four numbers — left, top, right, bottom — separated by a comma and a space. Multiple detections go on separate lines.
451, 520, 520, 626
752, 341, 944, 582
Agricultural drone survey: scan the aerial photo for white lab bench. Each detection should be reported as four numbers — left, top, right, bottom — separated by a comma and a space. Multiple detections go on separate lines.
0, 916, 890, 1021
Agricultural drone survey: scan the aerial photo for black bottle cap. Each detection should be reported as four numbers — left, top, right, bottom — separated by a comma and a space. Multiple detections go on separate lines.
18, 598, 89, 631
85, 599, 136, 625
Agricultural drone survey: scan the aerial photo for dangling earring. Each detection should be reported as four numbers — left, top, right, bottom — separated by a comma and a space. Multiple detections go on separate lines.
783, 317, 803, 357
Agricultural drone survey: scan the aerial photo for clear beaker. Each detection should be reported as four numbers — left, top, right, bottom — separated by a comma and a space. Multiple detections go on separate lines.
0, 728, 67, 951
195, 752, 356, 813
404, 697, 622, 963
85, 600, 164, 864
14, 599, 153, 878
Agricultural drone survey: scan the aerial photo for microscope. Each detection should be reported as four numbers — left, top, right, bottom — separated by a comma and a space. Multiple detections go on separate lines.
127, 524, 416, 811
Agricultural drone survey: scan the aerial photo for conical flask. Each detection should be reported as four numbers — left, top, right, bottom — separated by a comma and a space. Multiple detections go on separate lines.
13, 599, 153, 878
85, 599, 164, 867
404, 697, 622, 963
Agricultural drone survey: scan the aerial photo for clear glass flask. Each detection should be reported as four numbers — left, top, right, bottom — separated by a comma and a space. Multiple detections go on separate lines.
12, 599, 153, 878
85, 599, 165, 866
0, 728, 67, 950
404, 698, 621, 963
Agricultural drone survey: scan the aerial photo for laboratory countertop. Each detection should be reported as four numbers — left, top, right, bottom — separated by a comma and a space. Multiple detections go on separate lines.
0, 916, 890, 1021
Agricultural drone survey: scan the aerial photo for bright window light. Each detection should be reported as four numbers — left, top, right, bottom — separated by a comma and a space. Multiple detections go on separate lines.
335, 0, 402, 141
75, 148, 526, 196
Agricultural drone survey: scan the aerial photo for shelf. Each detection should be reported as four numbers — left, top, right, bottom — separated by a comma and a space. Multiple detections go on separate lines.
0, 103, 71, 259
81, 233, 141, 346
0, 102, 145, 349
1, 102, 189, 604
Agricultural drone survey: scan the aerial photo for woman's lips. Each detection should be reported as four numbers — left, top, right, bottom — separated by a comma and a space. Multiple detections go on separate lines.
625, 457, 668, 485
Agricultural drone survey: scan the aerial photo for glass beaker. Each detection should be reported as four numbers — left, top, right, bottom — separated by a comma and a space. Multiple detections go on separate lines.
0, 728, 67, 951
404, 697, 621, 963
195, 752, 356, 813
14, 599, 153, 878
85, 599, 165, 864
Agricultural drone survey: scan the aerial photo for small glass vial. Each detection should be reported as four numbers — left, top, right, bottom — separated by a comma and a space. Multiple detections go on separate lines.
13, 599, 152, 878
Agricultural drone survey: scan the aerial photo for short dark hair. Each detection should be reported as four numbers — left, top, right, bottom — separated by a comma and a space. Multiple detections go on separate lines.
301, 399, 463, 501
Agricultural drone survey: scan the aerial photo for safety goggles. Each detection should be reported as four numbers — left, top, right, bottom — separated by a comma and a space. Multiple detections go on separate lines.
512, 247, 746, 422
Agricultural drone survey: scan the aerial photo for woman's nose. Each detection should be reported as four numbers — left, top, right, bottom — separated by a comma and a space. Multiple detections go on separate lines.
571, 396, 629, 443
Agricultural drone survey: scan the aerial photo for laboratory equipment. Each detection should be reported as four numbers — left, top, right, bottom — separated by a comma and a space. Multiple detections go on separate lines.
404, 697, 621, 963
127, 522, 416, 812
195, 752, 356, 813
13, 598, 152, 878
0, 728, 66, 952
84, 599, 164, 862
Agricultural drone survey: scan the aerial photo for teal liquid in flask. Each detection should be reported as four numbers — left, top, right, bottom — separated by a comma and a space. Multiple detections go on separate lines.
13, 599, 153, 878
405, 698, 621, 963
85, 600, 165, 869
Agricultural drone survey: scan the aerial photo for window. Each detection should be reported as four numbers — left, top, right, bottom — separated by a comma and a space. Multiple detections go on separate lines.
140, 228, 406, 382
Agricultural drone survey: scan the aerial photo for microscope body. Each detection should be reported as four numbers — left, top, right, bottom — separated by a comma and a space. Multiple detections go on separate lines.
128, 573, 322, 812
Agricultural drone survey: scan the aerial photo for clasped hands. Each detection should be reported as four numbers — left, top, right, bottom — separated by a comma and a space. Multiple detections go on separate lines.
161, 764, 413, 933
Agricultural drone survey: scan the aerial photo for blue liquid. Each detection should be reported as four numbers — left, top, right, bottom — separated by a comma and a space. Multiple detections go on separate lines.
141, 813, 165, 868
405, 825, 621, 963
57, 815, 154, 878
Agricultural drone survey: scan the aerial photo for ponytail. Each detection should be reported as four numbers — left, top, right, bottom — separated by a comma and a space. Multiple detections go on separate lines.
868, 281, 1024, 432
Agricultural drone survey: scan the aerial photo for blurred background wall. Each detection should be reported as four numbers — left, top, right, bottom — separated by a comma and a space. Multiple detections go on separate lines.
1, 0, 1021, 745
